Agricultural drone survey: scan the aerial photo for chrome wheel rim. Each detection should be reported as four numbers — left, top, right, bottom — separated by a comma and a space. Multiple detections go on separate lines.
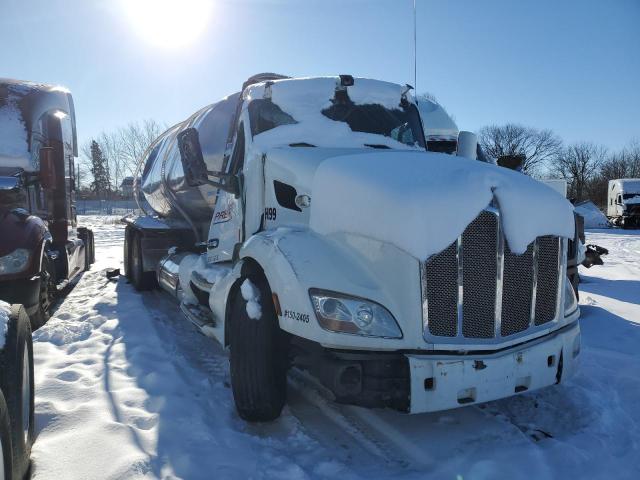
22, 346, 30, 445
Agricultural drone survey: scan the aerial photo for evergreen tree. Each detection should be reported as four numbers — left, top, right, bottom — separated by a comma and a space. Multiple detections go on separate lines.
90, 140, 110, 199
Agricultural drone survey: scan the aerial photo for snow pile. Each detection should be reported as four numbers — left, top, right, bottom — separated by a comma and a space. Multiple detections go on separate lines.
177, 253, 200, 305
575, 201, 610, 229
193, 255, 229, 284
0, 300, 11, 348
0, 91, 31, 169
247, 77, 418, 151
240, 279, 262, 320
28, 216, 640, 479
311, 151, 575, 259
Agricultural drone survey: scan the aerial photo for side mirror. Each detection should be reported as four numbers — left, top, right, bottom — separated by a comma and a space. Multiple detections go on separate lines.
177, 128, 240, 196
497, 154, 526, 171
39, 147, 57, 189
177, 128, 209, 187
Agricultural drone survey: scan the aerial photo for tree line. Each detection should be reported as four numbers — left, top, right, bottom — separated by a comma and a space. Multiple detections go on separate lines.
80, 115, 638, 210
80, 119, 165, 199
478, 124, 639, 207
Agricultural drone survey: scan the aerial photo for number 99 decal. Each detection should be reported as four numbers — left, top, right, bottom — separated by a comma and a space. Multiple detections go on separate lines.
264, 207, 277, 221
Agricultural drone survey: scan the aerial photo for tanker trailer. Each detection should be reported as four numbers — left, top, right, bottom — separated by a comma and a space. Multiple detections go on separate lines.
125, 74, 581, 422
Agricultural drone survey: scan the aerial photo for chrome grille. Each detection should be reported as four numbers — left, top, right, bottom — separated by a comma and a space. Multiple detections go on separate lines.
422, 208, 563, 343
462, 212, 497, 338
501, 243, 534, 336
423, 243, 458, 336
535, 236, 560, 326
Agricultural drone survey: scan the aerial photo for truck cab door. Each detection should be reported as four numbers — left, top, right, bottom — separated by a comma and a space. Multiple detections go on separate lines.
207, 123, 247, 264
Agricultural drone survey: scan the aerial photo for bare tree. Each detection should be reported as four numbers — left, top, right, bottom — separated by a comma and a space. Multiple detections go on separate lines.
478, 123, 562, 176
551, 142, 607, 202
79, 119, 164, 195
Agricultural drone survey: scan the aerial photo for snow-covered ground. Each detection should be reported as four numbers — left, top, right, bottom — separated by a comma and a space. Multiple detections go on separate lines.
29, 217, 640, 479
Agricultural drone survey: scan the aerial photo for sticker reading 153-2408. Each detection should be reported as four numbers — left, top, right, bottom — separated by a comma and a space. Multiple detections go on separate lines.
284, 310, 310, 323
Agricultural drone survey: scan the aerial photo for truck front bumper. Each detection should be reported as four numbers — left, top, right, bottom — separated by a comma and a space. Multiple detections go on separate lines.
407, 321, 580, 413
0, 275, 41, 318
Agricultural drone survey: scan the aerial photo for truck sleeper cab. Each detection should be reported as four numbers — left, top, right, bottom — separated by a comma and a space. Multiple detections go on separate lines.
0, 79, 95, 329
125, 74, 580, 421
607, 178, 640, 228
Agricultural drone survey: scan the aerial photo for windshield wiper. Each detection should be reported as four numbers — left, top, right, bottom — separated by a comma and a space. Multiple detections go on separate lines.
289, 142, 316, 147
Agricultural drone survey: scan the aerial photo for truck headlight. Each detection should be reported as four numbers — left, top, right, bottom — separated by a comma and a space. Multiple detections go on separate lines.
564, 278, 578, 316
309, 289, 403, 338
0, 249, 31, 275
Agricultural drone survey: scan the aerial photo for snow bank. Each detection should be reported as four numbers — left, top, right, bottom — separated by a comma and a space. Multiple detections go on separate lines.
310, 151, 575, 259
575, 201, 610, 229
178, 253, 200, 305
240, 279, 262, 320
0, 300, 10, 349
0, 92, 31, 170
247, 77, 418, 151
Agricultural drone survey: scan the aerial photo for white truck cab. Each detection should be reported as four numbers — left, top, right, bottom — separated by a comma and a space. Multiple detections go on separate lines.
125, 74, 581, 421
607, 178, 640, 228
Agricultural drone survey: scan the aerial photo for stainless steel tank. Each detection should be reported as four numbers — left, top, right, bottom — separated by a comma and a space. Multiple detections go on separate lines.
137, 92, 240, 222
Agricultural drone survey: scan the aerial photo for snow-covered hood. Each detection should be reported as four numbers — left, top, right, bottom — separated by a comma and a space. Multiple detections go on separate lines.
306, 151, 575, 260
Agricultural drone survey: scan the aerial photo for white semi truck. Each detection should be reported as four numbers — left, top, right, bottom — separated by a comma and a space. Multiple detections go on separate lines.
607, 178, 640, 228
125, 74, 581, 421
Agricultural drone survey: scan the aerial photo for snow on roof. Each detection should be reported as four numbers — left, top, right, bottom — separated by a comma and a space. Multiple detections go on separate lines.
310, 151, 575, 260
611, 179, 640, 193
245, 77, 419, 151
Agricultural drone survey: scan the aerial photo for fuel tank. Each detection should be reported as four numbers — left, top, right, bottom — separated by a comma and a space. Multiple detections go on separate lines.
138, 93, 240, 222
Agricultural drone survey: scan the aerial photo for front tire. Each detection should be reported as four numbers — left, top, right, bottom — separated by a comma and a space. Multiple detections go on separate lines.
0, 391, 14, 480
0, 305, 34, 479
229, 276, 288, 422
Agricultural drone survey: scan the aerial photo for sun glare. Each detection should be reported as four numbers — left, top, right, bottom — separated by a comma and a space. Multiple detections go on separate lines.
122, 0, 213, 48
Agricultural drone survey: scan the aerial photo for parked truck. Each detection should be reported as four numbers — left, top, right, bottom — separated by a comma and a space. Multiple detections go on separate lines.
607, 178, 640, 228
125, 74, 581, 421
0, 79, 95, 329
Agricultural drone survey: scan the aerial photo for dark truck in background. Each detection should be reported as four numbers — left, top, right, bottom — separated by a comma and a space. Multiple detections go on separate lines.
0, 78, 95, 329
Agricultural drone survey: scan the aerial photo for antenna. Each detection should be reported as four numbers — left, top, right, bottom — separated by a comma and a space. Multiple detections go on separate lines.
413, 0, 417, 101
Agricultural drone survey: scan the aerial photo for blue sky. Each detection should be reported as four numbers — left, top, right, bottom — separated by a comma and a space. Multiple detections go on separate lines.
1, 0, 638, 152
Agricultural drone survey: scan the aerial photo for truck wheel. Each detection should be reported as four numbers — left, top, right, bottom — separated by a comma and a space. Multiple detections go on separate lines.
0, 391, 14, 480
229, 276, 288, 422
30, 256, 56, 331
0, 305, 34, 479
130, 232, 155, 291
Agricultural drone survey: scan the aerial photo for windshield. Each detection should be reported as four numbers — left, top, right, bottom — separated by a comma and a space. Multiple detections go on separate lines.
248, 97, 425, 148
623, 193, 640, 200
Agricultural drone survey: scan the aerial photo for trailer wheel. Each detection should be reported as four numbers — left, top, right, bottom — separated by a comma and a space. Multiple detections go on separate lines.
130, 232, 155, 291
30, 256, 56, 331
0, 305, 34, 479
0, 391, 14, 480
229, 276, 288, 422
